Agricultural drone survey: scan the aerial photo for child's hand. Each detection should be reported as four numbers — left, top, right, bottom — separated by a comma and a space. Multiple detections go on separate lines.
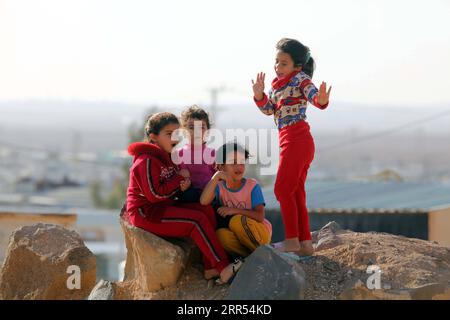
213, 171, 229, 182
180, 178, 191, 192
317, 81, 332, 106
252, 72, 265, 101
217, 206, 236, 218
178, 169, 190, 178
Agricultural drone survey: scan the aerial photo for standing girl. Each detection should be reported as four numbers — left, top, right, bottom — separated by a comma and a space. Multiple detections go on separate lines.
252, 38, 332, 256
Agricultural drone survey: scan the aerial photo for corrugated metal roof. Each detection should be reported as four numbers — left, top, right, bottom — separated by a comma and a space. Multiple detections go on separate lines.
0, 205, 119, 227
262, 180, 450, 212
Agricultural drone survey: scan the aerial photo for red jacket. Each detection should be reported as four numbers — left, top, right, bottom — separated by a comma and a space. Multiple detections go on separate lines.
126, 142, 184, 222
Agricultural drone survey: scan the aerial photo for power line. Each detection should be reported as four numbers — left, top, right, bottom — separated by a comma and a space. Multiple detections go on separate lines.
318, 109, 450, 153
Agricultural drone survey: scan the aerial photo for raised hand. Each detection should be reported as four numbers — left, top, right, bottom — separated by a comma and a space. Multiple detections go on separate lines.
213, 171, 229, 182
252, 72, 265, 101
317, 81, 332, 106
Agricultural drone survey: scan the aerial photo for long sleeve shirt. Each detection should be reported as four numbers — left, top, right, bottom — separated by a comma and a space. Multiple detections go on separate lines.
126, 142, 184, 221
176, 143, 217, 190
254, 70, 329, 130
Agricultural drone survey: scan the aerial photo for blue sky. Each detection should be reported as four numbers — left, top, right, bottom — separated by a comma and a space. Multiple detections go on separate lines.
1, 0, 450, 107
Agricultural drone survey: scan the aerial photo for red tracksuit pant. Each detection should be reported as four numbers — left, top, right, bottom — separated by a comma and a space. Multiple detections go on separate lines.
274, 120, 315, 241
127, 202, 230, 272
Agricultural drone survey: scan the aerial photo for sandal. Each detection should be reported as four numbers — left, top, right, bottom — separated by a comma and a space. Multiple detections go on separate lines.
215, 258, 244, 285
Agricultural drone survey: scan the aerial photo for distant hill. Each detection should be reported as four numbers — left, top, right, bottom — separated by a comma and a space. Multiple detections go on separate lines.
1, 99, 449, 153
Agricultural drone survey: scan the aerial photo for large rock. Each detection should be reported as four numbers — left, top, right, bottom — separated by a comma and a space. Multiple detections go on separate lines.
314, 221, 345, 251
304, 222, 450, 300
227, 245, 306, 300
318, 221, 342, 236
120, 218, 197, 293
0, 223, 96, 300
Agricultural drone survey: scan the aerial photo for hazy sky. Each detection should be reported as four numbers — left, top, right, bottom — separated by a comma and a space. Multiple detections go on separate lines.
1, 0, 450, 107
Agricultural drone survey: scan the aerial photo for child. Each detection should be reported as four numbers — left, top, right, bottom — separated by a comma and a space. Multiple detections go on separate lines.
251, 38, 332, 256
123, 112, 242, 284
200, 142, 272, 258
176, 105, 216, 203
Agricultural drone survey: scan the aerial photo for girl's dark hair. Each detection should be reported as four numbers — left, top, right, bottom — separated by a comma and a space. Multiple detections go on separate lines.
144, 112, 179, 142
216, 142, 250, 165
276, 38, 316, 78
180, 105, 211, 129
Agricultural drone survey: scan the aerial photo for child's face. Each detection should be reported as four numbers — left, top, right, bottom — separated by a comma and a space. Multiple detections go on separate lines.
149, 123, 180, 153
219, 151, 246, 181
185, 119, 208, 146
274, 50, 301, 79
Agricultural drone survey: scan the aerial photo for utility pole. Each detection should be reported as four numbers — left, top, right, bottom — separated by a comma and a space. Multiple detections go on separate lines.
72, 130, 81, 163
207, 86, 226, 125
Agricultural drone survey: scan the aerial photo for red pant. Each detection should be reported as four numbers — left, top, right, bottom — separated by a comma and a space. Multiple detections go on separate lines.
127, 202, 229, 272
274, 121, 315, 241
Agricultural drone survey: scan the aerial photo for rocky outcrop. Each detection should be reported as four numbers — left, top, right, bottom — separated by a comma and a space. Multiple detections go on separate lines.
0, 223, 96, 300
89, 219, 450, 300
227, 245, 306, 300
119, 218, 199, 294
304, 221, 450, 300
313, 221, 344, 251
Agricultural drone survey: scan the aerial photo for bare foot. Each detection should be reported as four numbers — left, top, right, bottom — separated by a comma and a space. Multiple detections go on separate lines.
296, 240, 314, 256
204, 269, 219, 280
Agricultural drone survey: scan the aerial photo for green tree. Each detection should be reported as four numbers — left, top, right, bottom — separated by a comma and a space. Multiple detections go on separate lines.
90, 180, 105, 208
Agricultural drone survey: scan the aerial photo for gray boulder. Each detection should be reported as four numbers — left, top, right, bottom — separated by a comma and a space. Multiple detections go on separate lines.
227, 245, 306, 300
88, 279, 115, 300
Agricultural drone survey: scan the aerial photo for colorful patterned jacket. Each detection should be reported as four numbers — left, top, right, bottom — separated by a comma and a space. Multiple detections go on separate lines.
254, 70, 329, 129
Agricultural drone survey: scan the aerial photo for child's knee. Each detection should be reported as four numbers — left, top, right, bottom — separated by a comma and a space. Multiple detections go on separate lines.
229, 215, 271, 247
229, 215, 247, 236
274, 182, 296, 200
229, 215, 243, 228
193, 212, 213, 231
253, 223, 271, 245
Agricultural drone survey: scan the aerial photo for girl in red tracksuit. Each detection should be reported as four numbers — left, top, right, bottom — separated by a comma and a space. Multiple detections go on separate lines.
252, 38, 332, 256
124, 112, 242, 284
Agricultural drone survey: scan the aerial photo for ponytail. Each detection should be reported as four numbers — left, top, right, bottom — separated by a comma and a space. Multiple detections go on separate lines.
302, 56, 315, 78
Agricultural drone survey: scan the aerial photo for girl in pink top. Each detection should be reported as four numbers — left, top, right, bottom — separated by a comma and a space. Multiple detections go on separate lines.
176, 105, 217, 202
